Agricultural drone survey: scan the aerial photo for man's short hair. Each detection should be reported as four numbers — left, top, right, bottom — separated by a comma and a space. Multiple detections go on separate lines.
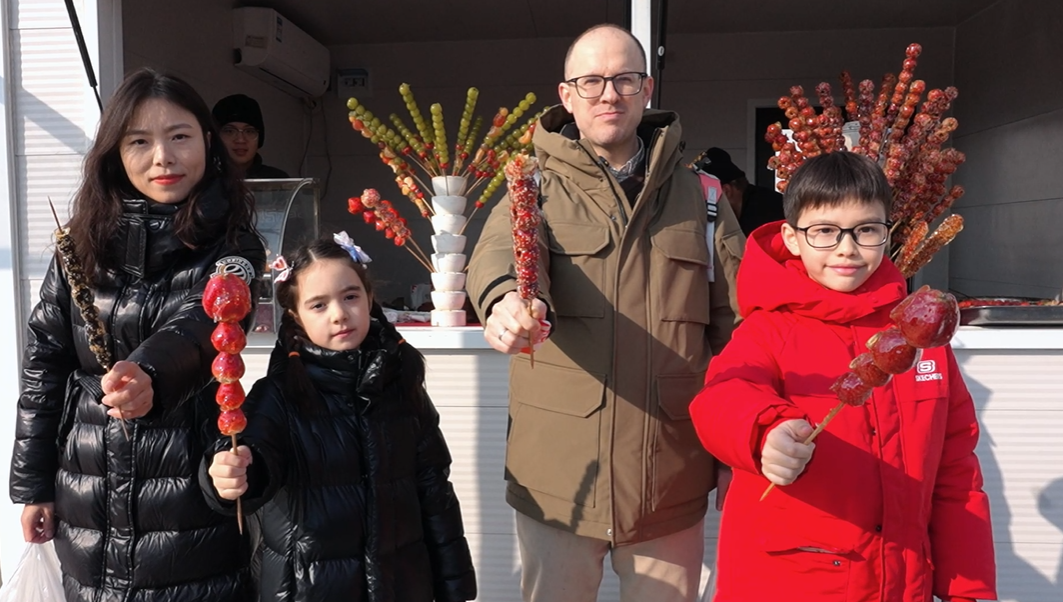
563, 24, 647, 79
782, 152, 892, 224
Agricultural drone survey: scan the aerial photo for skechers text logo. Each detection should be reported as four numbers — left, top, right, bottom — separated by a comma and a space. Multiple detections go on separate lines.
915, 359, 943, 381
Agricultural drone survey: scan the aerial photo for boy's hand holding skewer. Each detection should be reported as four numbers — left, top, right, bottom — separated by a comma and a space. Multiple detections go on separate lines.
761, 419, 816, 487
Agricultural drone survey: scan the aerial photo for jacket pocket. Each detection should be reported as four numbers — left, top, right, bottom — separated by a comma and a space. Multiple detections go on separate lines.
656, 372, 706, 421
650, 228, 711, 324
756, 529, 854, 597
507, 358, 605, 507
546, 222, 610, 318
651, 372, 713, 510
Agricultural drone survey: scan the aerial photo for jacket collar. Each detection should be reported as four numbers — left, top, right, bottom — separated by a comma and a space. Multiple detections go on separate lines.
298, 319, 402, 400
534, 106, 685, 215
116, 179, 229, 278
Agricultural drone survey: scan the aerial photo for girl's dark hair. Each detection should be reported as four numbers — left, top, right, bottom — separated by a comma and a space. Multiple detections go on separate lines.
67, 68, 253, 279
274, 237, 427, 411
782, 151, 892, 224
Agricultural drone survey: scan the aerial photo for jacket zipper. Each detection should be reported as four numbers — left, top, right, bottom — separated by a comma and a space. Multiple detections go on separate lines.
577, 130, 665, 540
578, 144, 629, 228
641, 129, 663, 518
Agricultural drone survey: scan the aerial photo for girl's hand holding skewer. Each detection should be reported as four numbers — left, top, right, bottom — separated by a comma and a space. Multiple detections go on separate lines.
209, 445, 252, 501
101, 360, 153, 419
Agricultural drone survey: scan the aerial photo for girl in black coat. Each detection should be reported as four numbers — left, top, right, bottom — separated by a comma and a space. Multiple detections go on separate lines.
204, 235, 477, 602
9, 68, 264, 601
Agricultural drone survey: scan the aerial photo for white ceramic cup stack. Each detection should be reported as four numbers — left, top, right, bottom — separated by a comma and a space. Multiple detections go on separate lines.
429, 175, 469, 327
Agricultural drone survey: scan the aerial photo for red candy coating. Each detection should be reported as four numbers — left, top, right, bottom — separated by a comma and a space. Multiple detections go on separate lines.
866, 327, 920, 374
211, 322, 247, 355
889, 285, 960, 348
849, 352, 892, 387
203, 273, 252, 323
830, 372, 873, 407
215, 382, 246, 411
218, 409, 247, 436
212, 352, 245, 384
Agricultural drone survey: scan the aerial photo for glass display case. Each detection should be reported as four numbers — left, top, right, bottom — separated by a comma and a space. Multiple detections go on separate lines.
246, 178, 320, 334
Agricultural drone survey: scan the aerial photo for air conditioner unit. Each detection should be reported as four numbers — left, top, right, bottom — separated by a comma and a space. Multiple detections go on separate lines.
232, 7, 330, 98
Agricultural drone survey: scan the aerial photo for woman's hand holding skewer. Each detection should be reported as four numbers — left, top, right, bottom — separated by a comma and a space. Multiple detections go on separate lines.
101, 360, 154, 419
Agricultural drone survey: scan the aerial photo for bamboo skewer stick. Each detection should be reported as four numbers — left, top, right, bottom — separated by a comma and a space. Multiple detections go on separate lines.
526, 301, 536, 369
49, 199, 130, 440
760, 401, 846, 501
231, 432, 243, 534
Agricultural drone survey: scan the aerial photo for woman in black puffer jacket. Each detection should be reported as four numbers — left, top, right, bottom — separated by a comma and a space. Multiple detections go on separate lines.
202, 238, 476, 602
9, 68, 264, 601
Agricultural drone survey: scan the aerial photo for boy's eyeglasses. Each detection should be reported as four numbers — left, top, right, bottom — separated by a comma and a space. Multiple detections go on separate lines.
564, 72, 648, 99
220, 126, 260, 140
795, 222, 891, 249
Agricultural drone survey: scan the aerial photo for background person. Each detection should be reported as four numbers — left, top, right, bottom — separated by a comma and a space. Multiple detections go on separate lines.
212, 93, 289, 178
695, 146, 784, 236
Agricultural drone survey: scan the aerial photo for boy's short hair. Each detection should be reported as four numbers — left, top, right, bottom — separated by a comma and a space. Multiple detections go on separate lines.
783, 152, 892, 224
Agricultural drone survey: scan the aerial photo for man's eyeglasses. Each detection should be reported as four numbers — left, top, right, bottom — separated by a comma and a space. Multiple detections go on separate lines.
220, 126, 260, 140
564, 72, 648, 99
795, 222, 891, 249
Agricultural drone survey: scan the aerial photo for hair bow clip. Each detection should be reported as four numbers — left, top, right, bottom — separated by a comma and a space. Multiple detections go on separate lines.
333, 231, 372, 264
271, 255, 292, 283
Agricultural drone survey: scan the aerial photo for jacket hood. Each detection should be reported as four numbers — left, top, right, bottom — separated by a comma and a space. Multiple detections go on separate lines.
533, 105, 685, 189
738, 221, 908, 324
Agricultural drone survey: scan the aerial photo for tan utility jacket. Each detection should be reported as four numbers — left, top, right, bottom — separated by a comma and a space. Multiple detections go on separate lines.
467, 106, 745, 545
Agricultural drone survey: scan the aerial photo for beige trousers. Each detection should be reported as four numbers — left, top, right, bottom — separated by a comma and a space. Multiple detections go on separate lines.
515, 512, 705, 602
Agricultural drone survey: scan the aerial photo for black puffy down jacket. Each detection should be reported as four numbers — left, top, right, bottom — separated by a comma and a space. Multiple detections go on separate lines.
10, 186, 265, 602
201, 321, 477, 602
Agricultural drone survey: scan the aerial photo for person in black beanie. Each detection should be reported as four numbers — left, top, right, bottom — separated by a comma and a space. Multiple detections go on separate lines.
212, 93, 289, 179
695, 147, 784, 236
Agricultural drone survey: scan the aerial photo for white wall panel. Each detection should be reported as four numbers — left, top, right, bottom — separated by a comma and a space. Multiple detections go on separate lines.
11, 29, 94, 155
11, 0, 87, 29
957, 349, 1063, 601
15, 154, 83, 280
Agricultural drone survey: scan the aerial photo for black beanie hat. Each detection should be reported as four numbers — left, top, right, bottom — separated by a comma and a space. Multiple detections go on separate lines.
695, 147, 744, 185
212, 94, 266, 147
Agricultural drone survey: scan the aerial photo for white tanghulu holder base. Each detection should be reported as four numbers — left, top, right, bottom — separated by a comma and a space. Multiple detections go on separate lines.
429, 176, 469, 327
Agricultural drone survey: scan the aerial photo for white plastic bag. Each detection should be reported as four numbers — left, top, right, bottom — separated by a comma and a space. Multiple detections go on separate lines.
0, 541, 65, 602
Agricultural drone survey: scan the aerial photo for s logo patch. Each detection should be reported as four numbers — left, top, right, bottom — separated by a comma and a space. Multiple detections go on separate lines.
214, 256, 255, 283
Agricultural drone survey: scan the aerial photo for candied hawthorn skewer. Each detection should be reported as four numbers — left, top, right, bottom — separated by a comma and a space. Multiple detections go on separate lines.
504, 152, 544, 368
761, 286, 959, 500
203, 268, 253, 533
49, 200, 130, 440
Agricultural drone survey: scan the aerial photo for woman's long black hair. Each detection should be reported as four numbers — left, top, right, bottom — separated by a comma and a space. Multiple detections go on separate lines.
273, 237, 427, 411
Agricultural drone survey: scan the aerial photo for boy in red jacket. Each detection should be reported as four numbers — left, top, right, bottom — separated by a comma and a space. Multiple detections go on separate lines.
689, 152, 996, 602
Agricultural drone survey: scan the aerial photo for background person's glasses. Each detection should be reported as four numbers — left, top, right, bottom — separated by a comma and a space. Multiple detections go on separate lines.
564, 72, 648, 99
795, 222, 891, 249
220, 126, 260, 140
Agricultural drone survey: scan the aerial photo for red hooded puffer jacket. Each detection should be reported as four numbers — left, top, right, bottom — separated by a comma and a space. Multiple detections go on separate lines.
690, 223, 996, 602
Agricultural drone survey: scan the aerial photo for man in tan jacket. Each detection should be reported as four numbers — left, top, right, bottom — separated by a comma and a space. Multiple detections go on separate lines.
467, 23, 744, 602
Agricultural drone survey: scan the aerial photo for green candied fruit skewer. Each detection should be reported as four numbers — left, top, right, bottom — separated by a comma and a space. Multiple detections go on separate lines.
452, 88, 479, 174
389, 114, 425, 155
473, 169, 508, 208
454, 87, 479, 157
463, 116, 483, 165
431, 103, 449, 170
399, 83, 434, 150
